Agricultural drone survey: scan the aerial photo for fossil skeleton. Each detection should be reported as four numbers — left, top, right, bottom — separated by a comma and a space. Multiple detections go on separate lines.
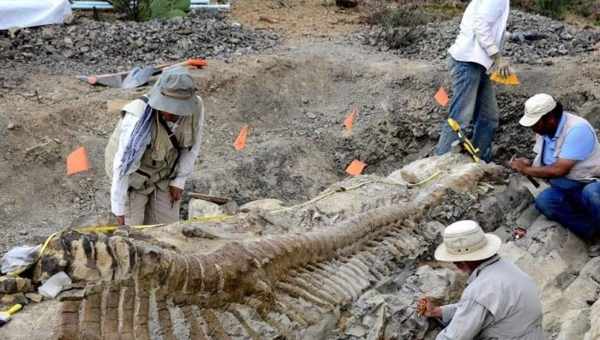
33, 159, 495, 339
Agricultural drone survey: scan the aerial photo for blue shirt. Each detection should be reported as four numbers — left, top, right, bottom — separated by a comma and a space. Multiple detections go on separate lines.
542, 114, 596, 165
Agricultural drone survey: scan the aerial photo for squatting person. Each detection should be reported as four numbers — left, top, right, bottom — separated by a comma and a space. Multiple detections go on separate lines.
107, 67, 204, 225
418, 220, 544, 339
511, 93, 600, 239
435, 0, 512, 161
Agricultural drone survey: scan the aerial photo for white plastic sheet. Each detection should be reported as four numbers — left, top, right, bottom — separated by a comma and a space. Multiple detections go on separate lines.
0, 245, 40, 274
0, 0, 72, 30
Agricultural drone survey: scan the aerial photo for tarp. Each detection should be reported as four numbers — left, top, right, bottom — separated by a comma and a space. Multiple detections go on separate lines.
0, 0, 72, 30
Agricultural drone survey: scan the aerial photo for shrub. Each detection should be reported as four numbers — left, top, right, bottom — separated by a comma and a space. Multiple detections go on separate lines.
109, 0, 190, 21
535, 0, 566, 18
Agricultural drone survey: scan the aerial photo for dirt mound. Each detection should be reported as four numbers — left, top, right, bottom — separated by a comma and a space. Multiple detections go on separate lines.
0, 12, 279, 74
360, 10, 600, 64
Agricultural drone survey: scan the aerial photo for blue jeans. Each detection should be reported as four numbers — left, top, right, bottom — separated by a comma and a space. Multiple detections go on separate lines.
435, 58, 499, 162
535, 178, 600, 239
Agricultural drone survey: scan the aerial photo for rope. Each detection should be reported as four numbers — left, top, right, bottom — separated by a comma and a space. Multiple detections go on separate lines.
270, 171, 442, 214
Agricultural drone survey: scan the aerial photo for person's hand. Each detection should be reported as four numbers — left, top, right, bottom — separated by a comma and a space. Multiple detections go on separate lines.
169, 186, 183, 204
491, 53, 512, 78
116, 215, 125, 226
417, 297, 439, 317
510, 157, 531, 174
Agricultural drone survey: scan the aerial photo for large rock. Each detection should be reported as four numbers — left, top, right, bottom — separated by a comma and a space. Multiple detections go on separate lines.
500, 215, 596, 338
338, 265, 466, 340
188, 199, 224, 219
0, 276, 32, 294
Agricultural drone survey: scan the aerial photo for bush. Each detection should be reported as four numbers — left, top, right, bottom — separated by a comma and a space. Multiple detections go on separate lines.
535, 0, 566, 18
363, 2, 463, 28
109, 0, 190, 21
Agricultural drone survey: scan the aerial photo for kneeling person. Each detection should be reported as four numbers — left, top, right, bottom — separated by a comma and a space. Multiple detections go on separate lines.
511, 94, 600, 239
108, 67, 204, 225
419, 220, 544, 340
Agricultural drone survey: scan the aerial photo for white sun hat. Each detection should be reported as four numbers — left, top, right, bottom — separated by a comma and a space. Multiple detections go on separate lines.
434, 220, 502, 262
519, 93, 557, 127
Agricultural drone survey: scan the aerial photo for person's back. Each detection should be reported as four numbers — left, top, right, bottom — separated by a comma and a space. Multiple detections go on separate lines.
464, 258, 544, 339
420, 221, 544, 340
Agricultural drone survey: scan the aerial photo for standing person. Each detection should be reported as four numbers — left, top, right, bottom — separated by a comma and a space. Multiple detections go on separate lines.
511, 93, 600, 239
435, 0, 512, 162
418, 220, 544, 340
107, 67, 204, 225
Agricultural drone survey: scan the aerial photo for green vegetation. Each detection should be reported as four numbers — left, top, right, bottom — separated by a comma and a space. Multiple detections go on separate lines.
109, 0, 190, 21
365, 3, 463, 28
514, 0, 599, 24
535, 0, 566, 18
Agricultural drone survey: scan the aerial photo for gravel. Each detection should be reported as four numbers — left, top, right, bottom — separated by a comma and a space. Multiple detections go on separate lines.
0, 12, 279, 74
359, 10, 600, 64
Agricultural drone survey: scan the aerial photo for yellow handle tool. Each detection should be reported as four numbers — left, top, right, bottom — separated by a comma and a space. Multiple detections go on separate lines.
447, 118, 480, 163
0, 304, 23, 326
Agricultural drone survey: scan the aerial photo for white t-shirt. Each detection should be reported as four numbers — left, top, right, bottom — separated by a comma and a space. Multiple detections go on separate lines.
448, 0, 510, 70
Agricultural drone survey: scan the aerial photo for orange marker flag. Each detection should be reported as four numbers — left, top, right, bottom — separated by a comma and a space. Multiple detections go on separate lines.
435, 87, 449, 107
346, 160, 366, 176
66, 146, 91, 175
344, 106, 358, 131
234, 125, 249, 151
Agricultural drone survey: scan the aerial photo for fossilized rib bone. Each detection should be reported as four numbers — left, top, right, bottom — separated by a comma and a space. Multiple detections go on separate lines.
45, 158, 496, 339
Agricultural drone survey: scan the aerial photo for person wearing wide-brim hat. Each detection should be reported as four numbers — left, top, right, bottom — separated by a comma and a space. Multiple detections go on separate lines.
418, 220, 544, 340
510, 93, 600, 241
107, 66, 205, 226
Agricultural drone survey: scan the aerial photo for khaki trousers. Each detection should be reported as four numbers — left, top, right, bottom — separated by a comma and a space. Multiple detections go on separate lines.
125, 189, 180, 225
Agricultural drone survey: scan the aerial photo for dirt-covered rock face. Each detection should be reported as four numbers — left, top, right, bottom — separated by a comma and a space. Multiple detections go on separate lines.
360, 10, 600, 64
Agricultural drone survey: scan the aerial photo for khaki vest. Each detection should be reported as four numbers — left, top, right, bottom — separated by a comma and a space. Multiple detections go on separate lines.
105, 97, 201, 194
533, 112, 600, 181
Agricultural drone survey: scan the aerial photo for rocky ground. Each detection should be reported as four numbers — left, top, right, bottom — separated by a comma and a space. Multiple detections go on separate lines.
0, 12, 279, 75
361, 10, 600, 64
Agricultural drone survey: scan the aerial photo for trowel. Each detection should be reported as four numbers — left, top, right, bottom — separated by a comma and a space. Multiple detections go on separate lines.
77, 58, 207, 89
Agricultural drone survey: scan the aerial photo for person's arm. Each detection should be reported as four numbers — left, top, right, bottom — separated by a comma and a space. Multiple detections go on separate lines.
517, 159, 576, 178
111, 114, 138, 220
472, 0, 507, 56
440, 303, 459, 324
435, 299, 492, 340
169, 99, 205, 190
512, 124, 595, 178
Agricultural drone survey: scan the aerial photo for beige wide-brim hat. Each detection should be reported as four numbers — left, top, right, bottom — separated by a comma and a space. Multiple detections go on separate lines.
519, 93, 557, 127
434, 220, 502, 262
148, 66, 201, 117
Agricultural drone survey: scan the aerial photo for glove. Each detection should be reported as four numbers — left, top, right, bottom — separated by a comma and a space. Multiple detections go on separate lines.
491, 53, 512, 78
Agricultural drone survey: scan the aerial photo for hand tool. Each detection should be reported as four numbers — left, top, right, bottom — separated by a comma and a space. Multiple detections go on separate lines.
447, 118, 480, 162
77, 58, 207, 88
0, 304, 22, 327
